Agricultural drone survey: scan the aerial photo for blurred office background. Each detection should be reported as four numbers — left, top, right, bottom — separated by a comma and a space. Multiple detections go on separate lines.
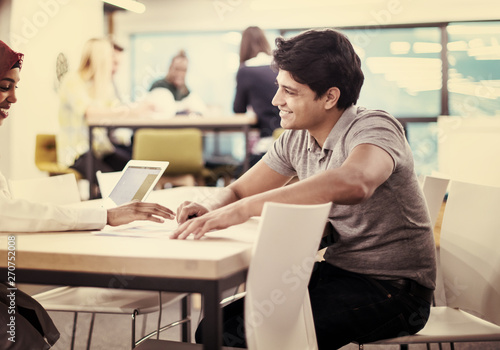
1, 0, 499, 186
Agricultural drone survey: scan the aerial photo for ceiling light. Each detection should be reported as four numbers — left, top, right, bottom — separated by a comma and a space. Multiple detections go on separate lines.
103, 0, 145, 14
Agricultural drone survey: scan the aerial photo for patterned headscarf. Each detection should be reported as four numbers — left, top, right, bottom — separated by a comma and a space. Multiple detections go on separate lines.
0, 40, 24, 78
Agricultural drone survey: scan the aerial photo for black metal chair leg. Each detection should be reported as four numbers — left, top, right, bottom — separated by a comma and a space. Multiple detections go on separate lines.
132, 309, 139, 349
70, 312, 78, 350
86, 313, 95, 350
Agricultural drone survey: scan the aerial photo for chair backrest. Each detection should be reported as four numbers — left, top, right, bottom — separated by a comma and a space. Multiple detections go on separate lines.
440, 180, 500, 325
244, 201, 332, 350
8, 173, 81, 205
35, 134, 58, 166
421, 175, 450, 228
132, 128, 204, 175
421, 175, 450, 306
34, 133, 82, 180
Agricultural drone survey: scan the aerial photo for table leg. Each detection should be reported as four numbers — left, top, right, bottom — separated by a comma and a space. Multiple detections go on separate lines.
87, 126, 95, 199
202, 281, 223, 350
243, 125, 250, 172
181, 295, 191, 342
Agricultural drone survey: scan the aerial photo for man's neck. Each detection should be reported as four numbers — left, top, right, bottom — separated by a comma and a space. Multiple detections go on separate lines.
309, 108, 345, 148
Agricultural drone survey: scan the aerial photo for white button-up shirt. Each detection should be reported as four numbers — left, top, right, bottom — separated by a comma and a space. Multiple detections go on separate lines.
0, 172, 105, 232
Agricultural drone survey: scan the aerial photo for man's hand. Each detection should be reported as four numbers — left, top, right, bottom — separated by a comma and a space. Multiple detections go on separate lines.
176, 201, 210, 224
171, 201, 251, 240
107, 202, 175, 226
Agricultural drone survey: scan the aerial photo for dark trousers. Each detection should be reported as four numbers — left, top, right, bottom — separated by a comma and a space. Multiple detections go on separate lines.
195, 262, 431, 349
70, 147, 131, 182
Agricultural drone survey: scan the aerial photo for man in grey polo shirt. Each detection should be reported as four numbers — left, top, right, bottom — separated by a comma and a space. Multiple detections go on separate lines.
172, 29, 436, 349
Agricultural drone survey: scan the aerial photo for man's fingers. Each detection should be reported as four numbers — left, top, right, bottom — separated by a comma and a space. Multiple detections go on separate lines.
171, 216, 218, 240
171, 219, 201, 239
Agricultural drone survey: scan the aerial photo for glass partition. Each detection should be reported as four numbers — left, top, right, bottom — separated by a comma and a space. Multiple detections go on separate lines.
447, 21, 500, 117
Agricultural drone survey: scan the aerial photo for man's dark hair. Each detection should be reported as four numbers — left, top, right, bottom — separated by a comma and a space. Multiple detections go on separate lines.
273, 29, 364, 110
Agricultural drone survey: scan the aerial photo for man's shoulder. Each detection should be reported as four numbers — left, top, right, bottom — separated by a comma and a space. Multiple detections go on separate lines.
353, 106, 394, 119
347, 106, 401, 129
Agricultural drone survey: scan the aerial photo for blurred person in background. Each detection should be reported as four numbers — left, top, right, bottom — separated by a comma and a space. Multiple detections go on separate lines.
149, 49, 206, 116
109, 41, 135, 155
111, 41, 125, 101
233, 26, 280, 167
150, 49, 190, 101
57, 38, 152, 181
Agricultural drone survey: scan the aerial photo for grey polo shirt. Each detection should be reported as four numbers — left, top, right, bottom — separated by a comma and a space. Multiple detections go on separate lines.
263, 105, 437, 290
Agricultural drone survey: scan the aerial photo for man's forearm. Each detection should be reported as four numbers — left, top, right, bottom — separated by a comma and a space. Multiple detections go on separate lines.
200, 187, 240, 211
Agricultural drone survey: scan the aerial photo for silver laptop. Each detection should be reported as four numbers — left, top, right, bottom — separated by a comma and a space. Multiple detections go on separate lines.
102, 160, 169, 208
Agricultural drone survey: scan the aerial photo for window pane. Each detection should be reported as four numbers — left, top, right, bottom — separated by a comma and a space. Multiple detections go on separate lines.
284, 27, 442, 117
407, 123, 439, 176
345, 27, 442, 117
130, 31, 240, 114
447, 21, 500, 116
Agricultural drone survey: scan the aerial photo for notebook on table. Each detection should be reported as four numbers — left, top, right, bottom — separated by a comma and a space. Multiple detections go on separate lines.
102, 160, 169, 208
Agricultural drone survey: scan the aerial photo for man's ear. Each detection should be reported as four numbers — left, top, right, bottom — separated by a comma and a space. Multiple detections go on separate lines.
324, 87, 341, 110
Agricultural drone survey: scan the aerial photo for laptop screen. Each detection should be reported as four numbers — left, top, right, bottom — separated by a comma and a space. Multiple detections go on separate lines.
108, 165, 164, 206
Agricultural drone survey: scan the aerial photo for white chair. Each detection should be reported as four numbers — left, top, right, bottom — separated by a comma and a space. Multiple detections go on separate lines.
421, 175, 450, 229
134, 201, 332, 350
358, 180, 500, 349
34, 287, 190, 349
244, 202, 331, 350
9, 174, 191, 349
421, 175, 450, 308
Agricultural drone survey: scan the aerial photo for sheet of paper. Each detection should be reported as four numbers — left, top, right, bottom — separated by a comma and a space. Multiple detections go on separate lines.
93, 220, 178, 238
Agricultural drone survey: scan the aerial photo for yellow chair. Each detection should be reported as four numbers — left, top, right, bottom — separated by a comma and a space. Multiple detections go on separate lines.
132, 128, 214, 187
35, 134, 82, 180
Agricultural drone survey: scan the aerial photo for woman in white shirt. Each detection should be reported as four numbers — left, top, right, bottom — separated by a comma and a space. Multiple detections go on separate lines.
0, 40, 175, 232
1, 40, 177, 349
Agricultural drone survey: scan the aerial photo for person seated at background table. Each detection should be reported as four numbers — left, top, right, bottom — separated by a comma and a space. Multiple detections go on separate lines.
150, 49, 190, 101
148, 49, 206, 116
233, 26, 280, 167
109, 41, 135, 156
172, 29, 436, 349
111, 41, 125, 101
57, 38, 152, 180
0, 39, 175, 349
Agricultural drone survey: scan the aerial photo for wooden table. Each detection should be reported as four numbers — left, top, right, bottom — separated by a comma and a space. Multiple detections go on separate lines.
87, 113, 257, 198
0, 187, 259, 350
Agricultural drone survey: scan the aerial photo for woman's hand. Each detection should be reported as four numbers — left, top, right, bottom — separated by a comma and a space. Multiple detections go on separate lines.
107, 201, 175, 226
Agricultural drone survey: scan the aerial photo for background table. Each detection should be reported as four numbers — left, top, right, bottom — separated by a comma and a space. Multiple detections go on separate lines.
0, 187, 259, 350
86, 114, 257, 198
